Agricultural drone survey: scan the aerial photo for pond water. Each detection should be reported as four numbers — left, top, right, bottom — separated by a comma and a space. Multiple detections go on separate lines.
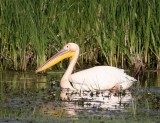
0, 70, 160, 123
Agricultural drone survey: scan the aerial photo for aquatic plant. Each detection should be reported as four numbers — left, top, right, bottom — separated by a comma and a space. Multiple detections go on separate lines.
0, 0, 160, 71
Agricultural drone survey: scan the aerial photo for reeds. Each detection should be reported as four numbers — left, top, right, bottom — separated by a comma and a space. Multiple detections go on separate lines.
0, 0, 160, 71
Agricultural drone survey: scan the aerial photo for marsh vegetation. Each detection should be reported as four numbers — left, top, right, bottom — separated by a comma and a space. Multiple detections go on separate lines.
1, 0, 160, 71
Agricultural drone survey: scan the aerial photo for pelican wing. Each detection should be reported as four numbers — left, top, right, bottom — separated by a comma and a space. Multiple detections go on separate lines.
69, 66, 136, 91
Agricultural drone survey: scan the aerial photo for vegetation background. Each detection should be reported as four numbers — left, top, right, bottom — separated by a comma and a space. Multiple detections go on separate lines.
0, 0, 160, 71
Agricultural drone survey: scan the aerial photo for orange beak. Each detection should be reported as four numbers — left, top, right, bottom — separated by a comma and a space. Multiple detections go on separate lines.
36, 49, 75, 73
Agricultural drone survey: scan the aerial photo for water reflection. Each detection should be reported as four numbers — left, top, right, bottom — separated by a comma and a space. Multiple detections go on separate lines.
138, 70, 160, 88
59, 89, 132, 116
0, 70, 160, 118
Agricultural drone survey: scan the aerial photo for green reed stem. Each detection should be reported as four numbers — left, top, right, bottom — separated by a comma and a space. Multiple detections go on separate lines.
0, 0, 160, 70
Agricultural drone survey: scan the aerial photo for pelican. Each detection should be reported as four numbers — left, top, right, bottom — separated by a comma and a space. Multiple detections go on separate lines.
36, 43, 136, 91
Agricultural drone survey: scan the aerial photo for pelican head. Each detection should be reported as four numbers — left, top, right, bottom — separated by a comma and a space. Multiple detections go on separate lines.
36, 43, 79, 73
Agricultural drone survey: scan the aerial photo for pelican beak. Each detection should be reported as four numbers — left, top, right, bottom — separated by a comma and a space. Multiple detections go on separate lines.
36, 49, 75, 73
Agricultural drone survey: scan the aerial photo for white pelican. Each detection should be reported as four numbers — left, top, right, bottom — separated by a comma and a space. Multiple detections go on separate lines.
36, 43, 136, 91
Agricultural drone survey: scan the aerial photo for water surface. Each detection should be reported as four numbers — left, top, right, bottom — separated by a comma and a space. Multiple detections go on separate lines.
0, 70, 160, 122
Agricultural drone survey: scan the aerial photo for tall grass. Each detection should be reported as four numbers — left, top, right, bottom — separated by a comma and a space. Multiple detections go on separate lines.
0, 0, 160, 71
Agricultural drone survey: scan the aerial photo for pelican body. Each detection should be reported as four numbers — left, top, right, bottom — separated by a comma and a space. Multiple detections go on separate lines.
36, 43, 136, 91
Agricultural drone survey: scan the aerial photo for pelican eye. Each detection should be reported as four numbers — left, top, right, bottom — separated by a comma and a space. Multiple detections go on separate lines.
65, 45, 70, 50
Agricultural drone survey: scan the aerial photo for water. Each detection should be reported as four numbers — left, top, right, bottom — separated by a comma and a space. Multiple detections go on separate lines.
0, 70, 160, 122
